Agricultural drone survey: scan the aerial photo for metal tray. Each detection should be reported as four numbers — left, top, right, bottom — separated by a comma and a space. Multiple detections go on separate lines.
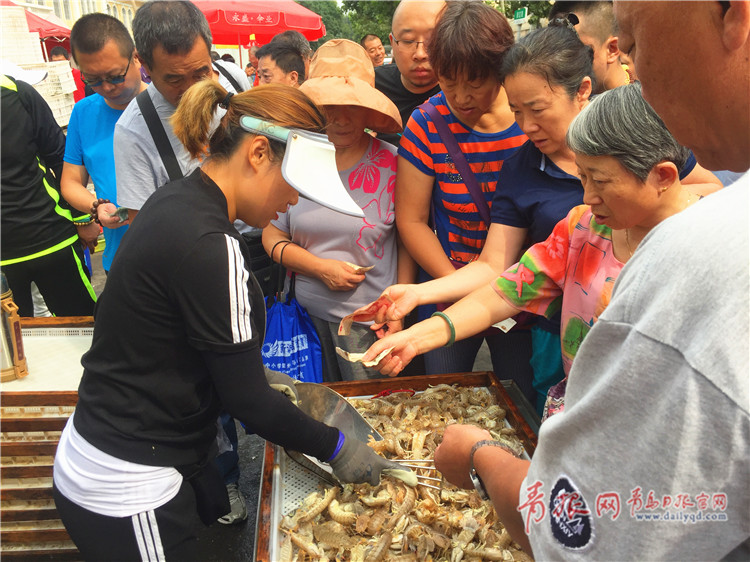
253, 371, 538, 561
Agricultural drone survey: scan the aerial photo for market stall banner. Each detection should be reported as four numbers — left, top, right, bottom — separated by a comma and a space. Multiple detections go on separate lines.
194, 0, 326, 47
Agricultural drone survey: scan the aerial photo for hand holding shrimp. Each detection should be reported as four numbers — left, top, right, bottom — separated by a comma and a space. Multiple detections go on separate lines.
362, 283, 522, 376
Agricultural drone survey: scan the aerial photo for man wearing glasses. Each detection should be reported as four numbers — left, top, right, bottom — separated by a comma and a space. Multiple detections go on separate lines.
374, 0, 445, 142
60, 13, 145, 275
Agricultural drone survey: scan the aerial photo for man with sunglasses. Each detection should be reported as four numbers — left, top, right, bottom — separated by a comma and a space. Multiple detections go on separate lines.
60, 13, 146, 275
374, 0, 445, 143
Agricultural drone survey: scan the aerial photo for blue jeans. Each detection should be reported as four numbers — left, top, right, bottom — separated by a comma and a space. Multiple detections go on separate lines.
213, 413, 240, 485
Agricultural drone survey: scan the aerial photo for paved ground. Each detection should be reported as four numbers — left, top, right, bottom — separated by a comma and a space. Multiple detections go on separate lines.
88, 249, 493, 560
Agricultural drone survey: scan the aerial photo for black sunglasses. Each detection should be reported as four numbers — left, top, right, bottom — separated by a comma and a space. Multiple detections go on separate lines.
80, 56, 132, 88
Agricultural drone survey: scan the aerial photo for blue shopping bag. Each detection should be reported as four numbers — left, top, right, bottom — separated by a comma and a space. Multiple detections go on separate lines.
261, 287, 323, 383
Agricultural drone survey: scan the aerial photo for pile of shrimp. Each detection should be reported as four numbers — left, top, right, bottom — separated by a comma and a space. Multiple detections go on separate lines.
278, 384, 533, 561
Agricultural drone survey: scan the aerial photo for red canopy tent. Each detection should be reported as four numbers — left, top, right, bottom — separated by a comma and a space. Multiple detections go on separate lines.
194, 0, 326, 48
0, 0, 71, 60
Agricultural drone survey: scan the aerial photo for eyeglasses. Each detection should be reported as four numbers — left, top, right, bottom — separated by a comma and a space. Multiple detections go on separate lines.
80, 56, 132, 87
392, 37, 428, 52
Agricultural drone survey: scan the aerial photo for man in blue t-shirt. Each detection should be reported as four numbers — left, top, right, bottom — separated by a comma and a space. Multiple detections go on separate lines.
60, 13, 146, 273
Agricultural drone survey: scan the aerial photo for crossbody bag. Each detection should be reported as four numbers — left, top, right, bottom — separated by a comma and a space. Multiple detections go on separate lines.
420, 102, 527, 333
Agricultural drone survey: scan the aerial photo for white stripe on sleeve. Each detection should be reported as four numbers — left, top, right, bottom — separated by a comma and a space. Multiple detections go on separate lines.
225, 234, 253, 343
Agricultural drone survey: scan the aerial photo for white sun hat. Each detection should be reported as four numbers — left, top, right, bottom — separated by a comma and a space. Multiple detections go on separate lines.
239, 115, 364, 218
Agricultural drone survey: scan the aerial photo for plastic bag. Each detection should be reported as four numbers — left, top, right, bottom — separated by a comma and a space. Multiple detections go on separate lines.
261, 294, 323, 383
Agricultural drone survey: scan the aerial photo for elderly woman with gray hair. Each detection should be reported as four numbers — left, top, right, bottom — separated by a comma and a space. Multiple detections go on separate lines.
363, 82, 700, 418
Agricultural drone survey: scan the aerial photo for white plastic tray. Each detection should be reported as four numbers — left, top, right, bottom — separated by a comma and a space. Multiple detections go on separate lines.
0, 328, 92, 392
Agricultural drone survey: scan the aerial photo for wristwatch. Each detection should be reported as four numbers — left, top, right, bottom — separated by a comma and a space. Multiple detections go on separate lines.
469, 439, 520, 500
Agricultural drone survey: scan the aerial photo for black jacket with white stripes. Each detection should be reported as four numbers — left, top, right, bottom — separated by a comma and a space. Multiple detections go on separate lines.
74, 169, 338, 467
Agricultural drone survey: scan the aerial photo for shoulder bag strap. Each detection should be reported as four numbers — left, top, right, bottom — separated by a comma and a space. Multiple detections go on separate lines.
273, 241, 294, 303
420, 101, 492, 226
214, 63, 244, 93
136, 89, 183, 182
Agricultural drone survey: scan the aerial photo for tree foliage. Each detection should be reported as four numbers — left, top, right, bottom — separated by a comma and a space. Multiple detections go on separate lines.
299, 0, 553, 52
299, 1, 355, 48
484, 1, 553, 28
340, 1, 397, 46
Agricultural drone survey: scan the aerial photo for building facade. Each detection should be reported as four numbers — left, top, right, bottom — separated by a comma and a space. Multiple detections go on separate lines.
21, 0, 144, 32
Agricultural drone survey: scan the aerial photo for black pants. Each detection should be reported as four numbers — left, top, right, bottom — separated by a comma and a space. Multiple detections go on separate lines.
53, 481, 203, 561
2, 243, 96, 317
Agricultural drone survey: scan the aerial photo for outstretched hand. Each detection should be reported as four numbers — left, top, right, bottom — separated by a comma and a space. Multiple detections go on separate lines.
360, 326, 421, 377
338, 285, 419, 338
96, 201, 129, 229
434, 424, 492, 489
370, 317, 403, 339
372, 284, 420, 324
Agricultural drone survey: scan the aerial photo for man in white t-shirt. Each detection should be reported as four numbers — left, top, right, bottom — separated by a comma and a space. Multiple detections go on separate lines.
434, 2, 750, 559
114, 0, 249, 222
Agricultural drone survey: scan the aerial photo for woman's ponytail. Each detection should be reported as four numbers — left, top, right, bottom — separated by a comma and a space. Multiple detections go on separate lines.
171, 80, 226, 159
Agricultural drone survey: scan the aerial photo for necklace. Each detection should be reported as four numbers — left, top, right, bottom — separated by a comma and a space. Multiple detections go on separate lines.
625, 228, 635, 258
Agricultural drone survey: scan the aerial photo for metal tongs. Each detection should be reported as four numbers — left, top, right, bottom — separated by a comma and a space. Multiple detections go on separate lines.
390, 458, 442, 490
288, 383, 439, 489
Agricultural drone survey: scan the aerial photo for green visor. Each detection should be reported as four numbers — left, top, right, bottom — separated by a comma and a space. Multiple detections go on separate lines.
239, 115, 364, 218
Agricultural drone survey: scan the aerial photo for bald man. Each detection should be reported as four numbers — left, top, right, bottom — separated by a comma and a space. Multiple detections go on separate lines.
374, 0, 445, 138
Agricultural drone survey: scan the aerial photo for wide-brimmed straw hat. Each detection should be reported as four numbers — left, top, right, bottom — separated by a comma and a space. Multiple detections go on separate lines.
300, 39, 402, 134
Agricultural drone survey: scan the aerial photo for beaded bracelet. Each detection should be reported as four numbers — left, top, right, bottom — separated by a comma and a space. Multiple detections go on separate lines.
431, 311, 456, 347
73, 216, 94, 226
90, 198, 111, 225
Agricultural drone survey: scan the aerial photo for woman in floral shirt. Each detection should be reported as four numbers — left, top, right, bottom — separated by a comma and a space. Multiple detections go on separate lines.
263, 40, 407, 381
363, 83, 703, 415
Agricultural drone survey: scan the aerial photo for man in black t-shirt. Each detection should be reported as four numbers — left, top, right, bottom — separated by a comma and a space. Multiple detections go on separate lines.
374, 0, 445, 145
